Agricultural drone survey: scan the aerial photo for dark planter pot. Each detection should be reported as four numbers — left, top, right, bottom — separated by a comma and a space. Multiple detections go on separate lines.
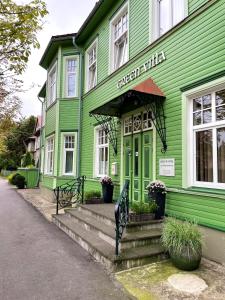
170, 252, 201, 271
129, 213, 155, 222
85, 197, 103, 204
150, 192, 166, 219
102, 184, 114, 203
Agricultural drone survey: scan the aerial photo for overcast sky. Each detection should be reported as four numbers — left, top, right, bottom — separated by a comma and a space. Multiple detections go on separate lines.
18, 0, 96, 117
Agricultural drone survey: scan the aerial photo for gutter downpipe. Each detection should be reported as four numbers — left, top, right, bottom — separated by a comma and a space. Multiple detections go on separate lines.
72, 36, 84, 178
37, 96, 44, 187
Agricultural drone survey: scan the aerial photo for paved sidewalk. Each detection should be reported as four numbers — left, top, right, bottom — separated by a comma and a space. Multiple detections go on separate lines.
0, 178, 132, 300
17, 187, 58, 221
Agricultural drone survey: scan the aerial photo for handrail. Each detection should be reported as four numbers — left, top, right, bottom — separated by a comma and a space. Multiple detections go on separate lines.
54, 175, 86, 215
115, 180, 130, 256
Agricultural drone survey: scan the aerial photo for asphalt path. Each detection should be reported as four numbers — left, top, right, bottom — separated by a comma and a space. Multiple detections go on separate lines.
0, 178, 132, 300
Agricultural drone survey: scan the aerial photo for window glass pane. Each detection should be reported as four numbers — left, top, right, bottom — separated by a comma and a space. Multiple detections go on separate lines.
196, 130, 213, 182
144, 147, 150, 178
172, 0, 185, 26
202, 94, 211, 109
216, 89, 225, 106
193, 111, 202, 125
193, 97, 202, 112
203, 109, 212, 124
216, 106, 225, 121
159, 0, 171, 35
125, 148, 130, 176
68, 74, 76, 96
65, 151, 73, 173
99, 148, 104, 175
134, 137, 139, 177
217, 127, 225, 183
133, 114, 142, 132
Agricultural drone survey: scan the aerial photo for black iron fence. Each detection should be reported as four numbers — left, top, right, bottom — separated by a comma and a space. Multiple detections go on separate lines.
115, 180, 130, 256
54, 176, 86, 215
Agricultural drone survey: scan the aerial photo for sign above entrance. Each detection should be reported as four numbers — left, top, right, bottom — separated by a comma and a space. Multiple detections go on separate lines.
117, 51, 166, 89
159, 159, 175, 177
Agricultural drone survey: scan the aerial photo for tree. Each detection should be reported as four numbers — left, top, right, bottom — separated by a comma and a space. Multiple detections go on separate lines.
0, 0, 48, 76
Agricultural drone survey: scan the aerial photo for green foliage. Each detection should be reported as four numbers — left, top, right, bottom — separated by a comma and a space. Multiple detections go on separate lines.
0, 0, 48, 76
161, 218, 202, 259
85, 190, 101, 200
8, 172, 20, 185
130, 201, 158, 214
22, 152, 33, 167
14, 174, 26, 189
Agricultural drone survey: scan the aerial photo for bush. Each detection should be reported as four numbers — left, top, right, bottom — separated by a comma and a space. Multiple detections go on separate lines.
130, 200, 158, 214
21, 152, 33, 167
85, 190, 101, 201
14, 174, 26, 189
161, 217, 202, 259
8, 173, 20, 185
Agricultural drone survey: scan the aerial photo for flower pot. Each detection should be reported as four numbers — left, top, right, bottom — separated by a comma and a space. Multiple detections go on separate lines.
129, 213, 155, 222
150, 192, 166, 219
102, 184, 114, 203
170, 252, 201, 271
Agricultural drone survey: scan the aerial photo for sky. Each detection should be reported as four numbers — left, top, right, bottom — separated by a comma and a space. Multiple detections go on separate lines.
18, 0, 96, 117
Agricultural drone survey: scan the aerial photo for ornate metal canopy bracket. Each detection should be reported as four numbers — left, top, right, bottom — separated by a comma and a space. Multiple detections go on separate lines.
141, 95, 167, 153
90, 114, 118, 156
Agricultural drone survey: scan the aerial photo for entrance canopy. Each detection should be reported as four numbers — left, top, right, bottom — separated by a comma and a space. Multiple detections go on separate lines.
90, 78, 165, 117
90, 78, 167, 154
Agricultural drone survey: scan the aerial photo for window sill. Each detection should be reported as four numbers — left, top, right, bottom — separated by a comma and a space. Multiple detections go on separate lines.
167, 186, 225, 200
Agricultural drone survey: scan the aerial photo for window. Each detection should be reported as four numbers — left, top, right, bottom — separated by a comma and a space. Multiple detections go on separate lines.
65, 58, 77, 97
124, 111, 152, 135
63, 135, 75, 175
45, 136, 54, 174
152, 0, 186, 40
110, 3, 129, 72
191, 89, 225, 187
95, 128, 108, 177
86, 41, 97, 91
48, 64, 57, 105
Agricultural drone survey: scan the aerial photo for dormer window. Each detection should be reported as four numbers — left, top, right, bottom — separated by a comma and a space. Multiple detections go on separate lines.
110, 3, 129, 72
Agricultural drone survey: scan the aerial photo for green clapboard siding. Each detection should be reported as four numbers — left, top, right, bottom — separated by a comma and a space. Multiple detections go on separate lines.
45, 104, 56, 136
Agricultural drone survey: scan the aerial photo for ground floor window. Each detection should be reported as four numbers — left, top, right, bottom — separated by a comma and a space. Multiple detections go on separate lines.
63, 134, 75, 175
191, 88, 225, 187
45, 136, 54, 174
94, 127, 108, 177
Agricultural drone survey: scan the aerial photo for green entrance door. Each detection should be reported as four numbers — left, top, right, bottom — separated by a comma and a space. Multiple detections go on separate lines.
123, 130, 153, 202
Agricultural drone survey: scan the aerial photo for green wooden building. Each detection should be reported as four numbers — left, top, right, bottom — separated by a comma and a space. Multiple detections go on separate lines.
39, 0, 225, 263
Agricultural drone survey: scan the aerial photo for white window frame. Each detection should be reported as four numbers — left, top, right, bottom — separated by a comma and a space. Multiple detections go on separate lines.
109, 2, 129, 73
61, 133, 77, 176
182, 77, 225, 189
64, 55, 78, 98
86, 39, 98, 92
94, 126, 109, 177
45, 135, 54, 175
47, 62, 57, 106
151, 0, 188, 42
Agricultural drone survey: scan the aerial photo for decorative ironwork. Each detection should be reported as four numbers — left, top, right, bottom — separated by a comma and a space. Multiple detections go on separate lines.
115, 180, 130, 256
54, 176, 86, 215
90, 114, 118, 155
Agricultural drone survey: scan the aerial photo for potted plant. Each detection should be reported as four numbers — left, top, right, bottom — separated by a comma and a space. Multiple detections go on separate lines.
129, 200, 158, 222
100, 176, 114, 203
161, 217, 202, 271
146, 180, 166, 219
85, 190, 103, 204
14, 174, 26, 189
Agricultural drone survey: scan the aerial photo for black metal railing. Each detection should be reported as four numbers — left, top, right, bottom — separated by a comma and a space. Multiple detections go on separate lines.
115, 180, 130, 256
54, 176, 86, 215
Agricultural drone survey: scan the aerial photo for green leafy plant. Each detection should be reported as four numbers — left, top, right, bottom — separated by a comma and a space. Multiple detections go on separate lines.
8, 173, 20, 185
21, 152, 33, 167
14, 174, 26, 189
130, 201, 158, 214
85, 190, 101, 201
161, 217, 202, 260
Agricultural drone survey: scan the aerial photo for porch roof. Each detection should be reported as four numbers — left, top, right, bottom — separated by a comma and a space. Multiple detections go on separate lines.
89, 78, 165, 117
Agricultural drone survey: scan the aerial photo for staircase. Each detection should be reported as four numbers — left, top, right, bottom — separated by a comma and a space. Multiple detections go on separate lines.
53, 204, 166, 271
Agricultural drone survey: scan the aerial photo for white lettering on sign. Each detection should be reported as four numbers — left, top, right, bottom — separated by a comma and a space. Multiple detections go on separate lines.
159, 158, 175, 177
117, 51, 166, 89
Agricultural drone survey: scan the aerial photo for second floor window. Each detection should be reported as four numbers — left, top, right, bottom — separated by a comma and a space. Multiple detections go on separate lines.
111, 4, 128, 72
158, 0, 186, 36
65, 58, 77, 97
48, 65, 56, 105
87, 42, 97, 91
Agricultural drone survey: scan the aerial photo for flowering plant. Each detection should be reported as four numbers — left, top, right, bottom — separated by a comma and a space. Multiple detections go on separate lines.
146, 180, 167, 194
100, 176, 113, 186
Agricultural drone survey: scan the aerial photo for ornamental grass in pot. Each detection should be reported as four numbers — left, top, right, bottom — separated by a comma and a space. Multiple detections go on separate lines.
161, 217, 202, 271
84, 190, 103, 204
129, 200, 158, 222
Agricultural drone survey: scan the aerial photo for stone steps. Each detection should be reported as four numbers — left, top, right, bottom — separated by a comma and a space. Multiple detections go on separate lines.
53, 204, 166, 271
